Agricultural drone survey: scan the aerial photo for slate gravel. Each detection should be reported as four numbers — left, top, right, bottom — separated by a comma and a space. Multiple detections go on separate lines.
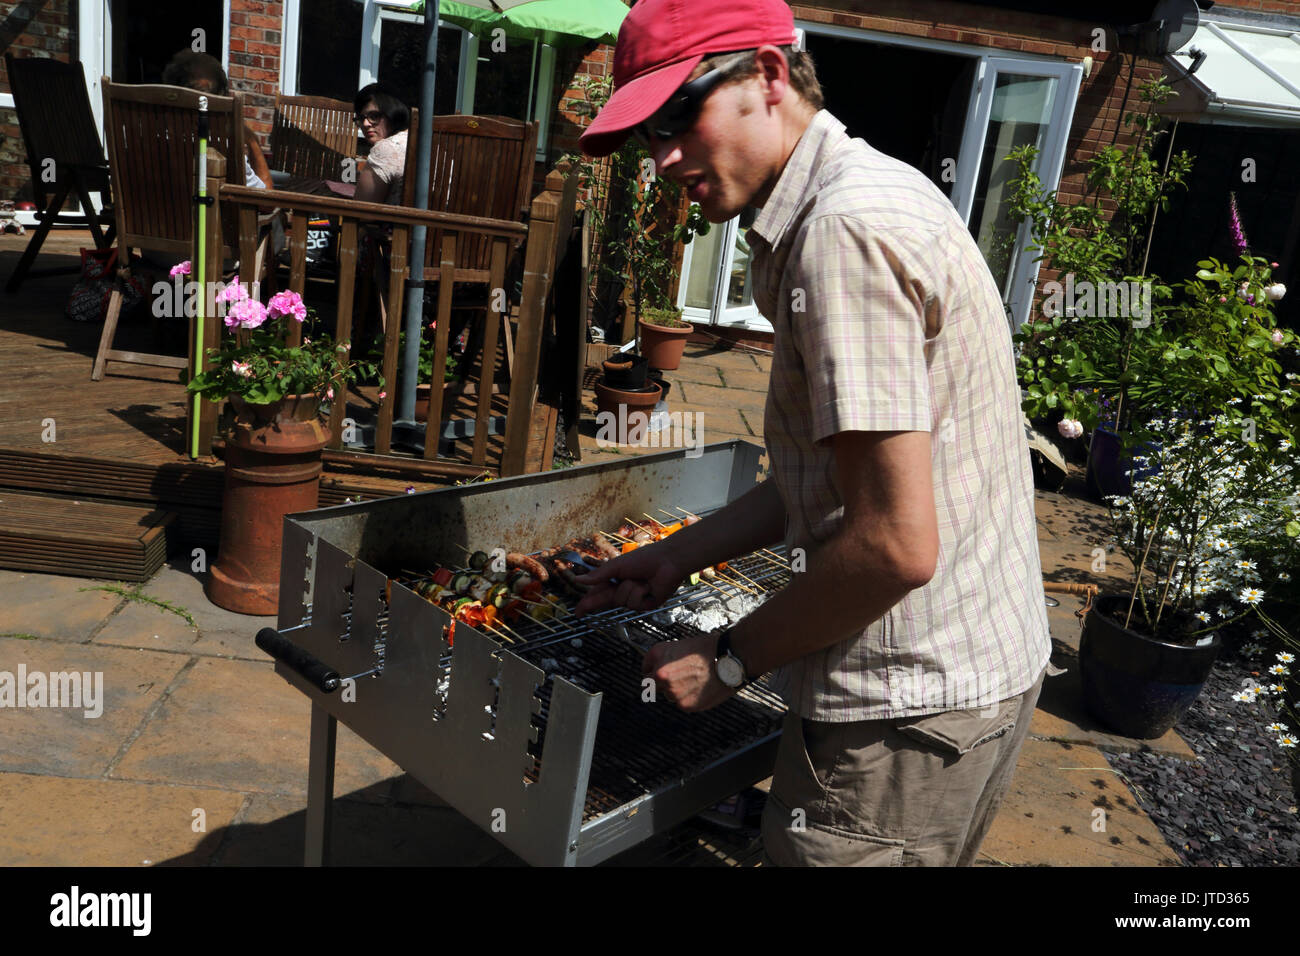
1106, 640, 1300, 866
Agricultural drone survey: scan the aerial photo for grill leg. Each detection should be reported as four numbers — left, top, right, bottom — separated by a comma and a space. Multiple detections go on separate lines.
305, 702, 337, 866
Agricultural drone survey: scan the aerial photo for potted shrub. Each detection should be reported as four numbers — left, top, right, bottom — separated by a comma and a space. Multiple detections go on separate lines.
1005, 76, 1300, 737
187, 284, 380, 614
638, 305, 693, 371
1076, 245, 1295, 736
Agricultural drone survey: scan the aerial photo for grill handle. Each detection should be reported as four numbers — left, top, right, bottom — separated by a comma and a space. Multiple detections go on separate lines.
256, 628, 341, 693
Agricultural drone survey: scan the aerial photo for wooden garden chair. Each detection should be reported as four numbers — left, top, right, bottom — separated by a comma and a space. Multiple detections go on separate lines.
3, 53, 115, 293
91, 79, 259, 381
420, 114, 539, 378
270, 93, 364, 185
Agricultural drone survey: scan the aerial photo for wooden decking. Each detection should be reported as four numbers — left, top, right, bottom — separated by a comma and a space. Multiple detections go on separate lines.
0, 229, 552, 557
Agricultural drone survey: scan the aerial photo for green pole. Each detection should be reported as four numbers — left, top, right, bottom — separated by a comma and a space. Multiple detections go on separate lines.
191, 95, 209, 459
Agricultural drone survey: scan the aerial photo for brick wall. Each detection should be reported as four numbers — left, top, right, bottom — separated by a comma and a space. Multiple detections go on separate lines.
226, 0, 284, 154
792, 2, 1164, 221
0, 0, 76, 204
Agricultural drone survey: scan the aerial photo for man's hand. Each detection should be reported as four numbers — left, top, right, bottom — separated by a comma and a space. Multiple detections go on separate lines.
644, 633, 736, 712
573, 543, 686, 616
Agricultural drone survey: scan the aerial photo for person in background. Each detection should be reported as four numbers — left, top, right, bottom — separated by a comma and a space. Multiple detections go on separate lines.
161, 51, 272, 192
352, 83, 409, 206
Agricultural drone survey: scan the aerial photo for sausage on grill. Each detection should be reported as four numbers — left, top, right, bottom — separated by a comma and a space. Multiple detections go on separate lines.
506, 552, 548, 582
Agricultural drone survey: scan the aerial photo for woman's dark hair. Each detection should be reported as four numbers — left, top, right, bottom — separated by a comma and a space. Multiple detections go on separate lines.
354, 83, 409, 134
163, 51, 230, 95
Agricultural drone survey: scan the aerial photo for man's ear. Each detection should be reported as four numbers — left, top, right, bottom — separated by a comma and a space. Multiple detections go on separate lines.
754, 45, 790, 106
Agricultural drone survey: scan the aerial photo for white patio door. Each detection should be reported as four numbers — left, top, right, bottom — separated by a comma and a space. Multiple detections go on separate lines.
679, 213, 765, 331
958, 58, 1082, 329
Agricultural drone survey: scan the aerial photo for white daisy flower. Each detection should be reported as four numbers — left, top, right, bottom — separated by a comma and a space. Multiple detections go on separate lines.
1269, 664, 1291, 676
1278, 652, 1296, 664
1278, 572, 1292, 582
1238, 587, 1265, 606
1278, 735, 1298, 748
1266, 723, 1289, 734
1233, 690, 1258, 703
1195, 611, 1211, 622
1217, 604, 1234, 617
1242, 642, 1265, 656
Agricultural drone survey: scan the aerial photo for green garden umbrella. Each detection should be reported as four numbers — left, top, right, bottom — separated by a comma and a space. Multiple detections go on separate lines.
429, 0, 629, 46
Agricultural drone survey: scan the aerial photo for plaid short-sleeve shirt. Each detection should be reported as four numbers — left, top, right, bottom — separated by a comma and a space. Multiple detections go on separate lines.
751, 111, 1050, 721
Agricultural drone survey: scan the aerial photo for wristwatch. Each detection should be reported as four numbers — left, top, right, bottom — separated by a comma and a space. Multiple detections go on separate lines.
714, 627, 750, 689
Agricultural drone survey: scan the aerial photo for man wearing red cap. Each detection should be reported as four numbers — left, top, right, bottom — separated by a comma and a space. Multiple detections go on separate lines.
576, 0, 1050, 867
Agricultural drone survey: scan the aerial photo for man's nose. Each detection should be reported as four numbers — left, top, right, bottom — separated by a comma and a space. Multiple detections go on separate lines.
651, 139, 683, 179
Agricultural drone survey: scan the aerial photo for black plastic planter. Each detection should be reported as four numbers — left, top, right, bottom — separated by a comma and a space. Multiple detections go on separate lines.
1079, 595, 1221, 739
602, 355, 649, 390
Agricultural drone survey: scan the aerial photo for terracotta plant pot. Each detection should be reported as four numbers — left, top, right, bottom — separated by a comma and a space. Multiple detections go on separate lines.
207, 393, 330, 616
638, 318, 693, 371
594, 378, 661, 443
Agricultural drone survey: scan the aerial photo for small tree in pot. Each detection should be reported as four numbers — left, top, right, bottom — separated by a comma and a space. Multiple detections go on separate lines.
1080, 251, 1295, 737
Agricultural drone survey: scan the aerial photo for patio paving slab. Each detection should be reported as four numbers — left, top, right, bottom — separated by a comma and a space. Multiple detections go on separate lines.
715, 366, 771, 393
0, 569, 124, 642
92, 559, 275, 660
207, 790, 522, 866
977, 737, 1181, 866
0, 636, 188, 777
673, 380, 768, 415
662, 363, 726, 387
0, 772, 246, 866
110, 655, 403, 799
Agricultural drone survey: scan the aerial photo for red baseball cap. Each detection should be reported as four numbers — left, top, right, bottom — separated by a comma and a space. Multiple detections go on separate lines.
579, 0, 798, 157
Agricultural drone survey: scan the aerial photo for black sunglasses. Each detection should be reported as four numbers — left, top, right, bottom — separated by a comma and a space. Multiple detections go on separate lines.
632, 55, 751, 146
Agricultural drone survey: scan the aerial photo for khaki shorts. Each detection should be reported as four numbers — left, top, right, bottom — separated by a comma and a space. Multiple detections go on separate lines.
760, 668, 1045, 866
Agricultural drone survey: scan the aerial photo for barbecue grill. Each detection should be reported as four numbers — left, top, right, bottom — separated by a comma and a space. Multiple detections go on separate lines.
258, 440, 790, 866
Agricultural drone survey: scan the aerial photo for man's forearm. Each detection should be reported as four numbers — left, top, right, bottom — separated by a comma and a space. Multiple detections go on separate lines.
661, 478, 786, 572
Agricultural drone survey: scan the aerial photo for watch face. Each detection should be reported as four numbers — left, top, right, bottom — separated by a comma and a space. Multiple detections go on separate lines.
717, 655, 745, 688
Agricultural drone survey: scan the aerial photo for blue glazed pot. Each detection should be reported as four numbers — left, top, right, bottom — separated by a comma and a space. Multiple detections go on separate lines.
1079, 595, 1221, 739
1087, 426, 1161, 498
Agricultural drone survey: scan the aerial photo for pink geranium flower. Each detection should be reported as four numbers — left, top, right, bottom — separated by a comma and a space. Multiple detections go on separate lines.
267, 290, 308, 323
231, 360, 253, 378
170, 260, 192, 277
216, 277, 249, 305
225, 297, 267, 330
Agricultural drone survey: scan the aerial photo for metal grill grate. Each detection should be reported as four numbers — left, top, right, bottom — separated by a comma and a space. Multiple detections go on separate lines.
328, 543, 790, 820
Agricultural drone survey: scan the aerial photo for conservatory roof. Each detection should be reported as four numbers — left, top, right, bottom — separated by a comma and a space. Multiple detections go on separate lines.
1164, 16, 1300, 127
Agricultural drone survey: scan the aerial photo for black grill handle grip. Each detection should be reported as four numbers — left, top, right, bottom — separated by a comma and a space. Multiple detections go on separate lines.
256, 628, 341, 693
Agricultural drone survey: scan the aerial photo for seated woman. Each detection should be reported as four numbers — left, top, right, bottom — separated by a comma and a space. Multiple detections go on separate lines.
162, 51, 272, 191
352, 84, 409, 206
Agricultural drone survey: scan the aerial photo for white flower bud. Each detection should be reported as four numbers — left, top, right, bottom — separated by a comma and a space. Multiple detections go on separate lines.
1057, 418, 1084, 440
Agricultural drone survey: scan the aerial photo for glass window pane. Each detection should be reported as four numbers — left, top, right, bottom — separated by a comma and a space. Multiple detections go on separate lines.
968, 73, 1056, 295
118, 0, 224, 83
472, 40, 535, 118
727, 227, 753, 307
684, 220, 726, 311
378, 19, 461, 116
297, 0, 363, 102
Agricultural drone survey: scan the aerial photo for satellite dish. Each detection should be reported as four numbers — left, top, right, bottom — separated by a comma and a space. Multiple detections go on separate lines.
1149, 0, 1201, 55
